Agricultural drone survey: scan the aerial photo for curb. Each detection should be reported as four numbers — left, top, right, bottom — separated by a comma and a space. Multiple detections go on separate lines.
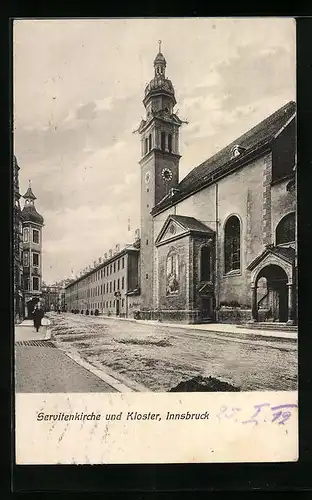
98, 315, 297, 341
44, 328, 52, 340
61, 350, 150, 393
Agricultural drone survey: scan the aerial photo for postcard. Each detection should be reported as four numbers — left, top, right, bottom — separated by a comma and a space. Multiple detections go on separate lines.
13, 17, 298, 465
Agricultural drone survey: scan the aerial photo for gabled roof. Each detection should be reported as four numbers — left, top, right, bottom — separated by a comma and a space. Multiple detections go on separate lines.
247, 245, 295, 271
152, 101, 296, 214
155, 214, 214, 246
170, 215, 214, 233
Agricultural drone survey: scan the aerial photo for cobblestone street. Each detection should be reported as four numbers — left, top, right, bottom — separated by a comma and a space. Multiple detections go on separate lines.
49, 313, 297, 392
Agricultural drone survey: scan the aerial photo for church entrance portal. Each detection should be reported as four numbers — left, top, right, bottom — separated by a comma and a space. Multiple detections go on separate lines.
252, 264, 291, 323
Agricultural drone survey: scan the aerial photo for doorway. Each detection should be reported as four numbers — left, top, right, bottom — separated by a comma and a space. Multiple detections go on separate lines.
256, 265, 288, 322
116, 299, 120, 316
200, 297, 213, 322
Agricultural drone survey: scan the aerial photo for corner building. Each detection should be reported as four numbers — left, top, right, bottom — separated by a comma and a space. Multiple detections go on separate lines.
21, 183, 44, 318
138, 48, 297, 325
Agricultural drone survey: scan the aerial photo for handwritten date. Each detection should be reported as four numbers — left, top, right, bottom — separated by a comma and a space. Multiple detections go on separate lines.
216, 403, 297, 426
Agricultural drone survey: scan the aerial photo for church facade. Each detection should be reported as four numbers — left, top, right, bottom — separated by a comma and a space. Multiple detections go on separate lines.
137, 47, 297, 325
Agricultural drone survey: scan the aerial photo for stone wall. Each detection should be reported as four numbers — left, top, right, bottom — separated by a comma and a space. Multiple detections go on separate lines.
216, 307, 252, 324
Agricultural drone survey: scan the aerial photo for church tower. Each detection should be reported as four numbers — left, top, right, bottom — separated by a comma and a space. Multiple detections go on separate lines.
21, 182, 44, 318
137, 42, 183, 312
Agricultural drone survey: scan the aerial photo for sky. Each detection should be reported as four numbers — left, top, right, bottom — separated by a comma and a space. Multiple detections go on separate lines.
13, 18, 296, 284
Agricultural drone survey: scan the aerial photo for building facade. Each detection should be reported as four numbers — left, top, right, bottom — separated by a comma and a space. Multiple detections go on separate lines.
65, 239, 140, 317
137, 48, 297, 325
13, 155, 24, 323
21, 183, 44, 318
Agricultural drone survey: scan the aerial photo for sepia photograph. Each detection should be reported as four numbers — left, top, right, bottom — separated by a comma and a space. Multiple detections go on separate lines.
13, 17, 298, 464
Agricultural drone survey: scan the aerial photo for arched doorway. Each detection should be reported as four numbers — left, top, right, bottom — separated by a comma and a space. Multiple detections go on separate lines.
253, 265, 289, 322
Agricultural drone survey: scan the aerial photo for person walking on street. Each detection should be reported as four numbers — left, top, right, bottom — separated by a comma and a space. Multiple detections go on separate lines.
33, 302, 44, 332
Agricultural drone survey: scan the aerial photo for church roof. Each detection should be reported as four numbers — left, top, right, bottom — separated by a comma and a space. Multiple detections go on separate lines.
169, 215, 214, 233
22, 205, 44, 225
152, 100, 296, 215
155, 214, 214, 246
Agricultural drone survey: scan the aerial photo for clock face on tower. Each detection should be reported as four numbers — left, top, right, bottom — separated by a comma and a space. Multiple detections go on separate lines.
161, 168, 173, 182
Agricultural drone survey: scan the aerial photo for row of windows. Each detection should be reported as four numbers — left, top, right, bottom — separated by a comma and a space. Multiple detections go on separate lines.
70, 277, 126, 300
144, 132, 173, 155
23, 228, 40, 244
23, 251, 40, 267
24, 277, 40, 291
84, 299, 125, 310
82, 257, 125, 286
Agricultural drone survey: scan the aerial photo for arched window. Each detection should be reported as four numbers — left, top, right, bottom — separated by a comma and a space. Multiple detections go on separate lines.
200, 246, 211, 281
148, 133, 152, 151
166, 249, 179, 295
224, 216, 241, 274
161, 131, 166, 150
276, 212, 295, 245
144, 138, 148, 155
168, 133, 172, 153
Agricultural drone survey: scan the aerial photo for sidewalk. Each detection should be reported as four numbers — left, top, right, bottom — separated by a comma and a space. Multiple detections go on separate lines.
15, 317, 51, 341
99, 315, 297, 340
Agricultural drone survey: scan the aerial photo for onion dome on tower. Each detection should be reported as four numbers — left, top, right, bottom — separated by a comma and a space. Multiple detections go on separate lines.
144, 41, 176, 107
21, 181, 44, 225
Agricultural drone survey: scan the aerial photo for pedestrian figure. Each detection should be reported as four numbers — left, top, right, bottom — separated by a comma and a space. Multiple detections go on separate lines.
33, 302, 44, 332
57, 308, 61, 314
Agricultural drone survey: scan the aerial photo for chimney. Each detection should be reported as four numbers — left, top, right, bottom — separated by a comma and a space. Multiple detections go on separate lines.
135, 228, 140, 240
